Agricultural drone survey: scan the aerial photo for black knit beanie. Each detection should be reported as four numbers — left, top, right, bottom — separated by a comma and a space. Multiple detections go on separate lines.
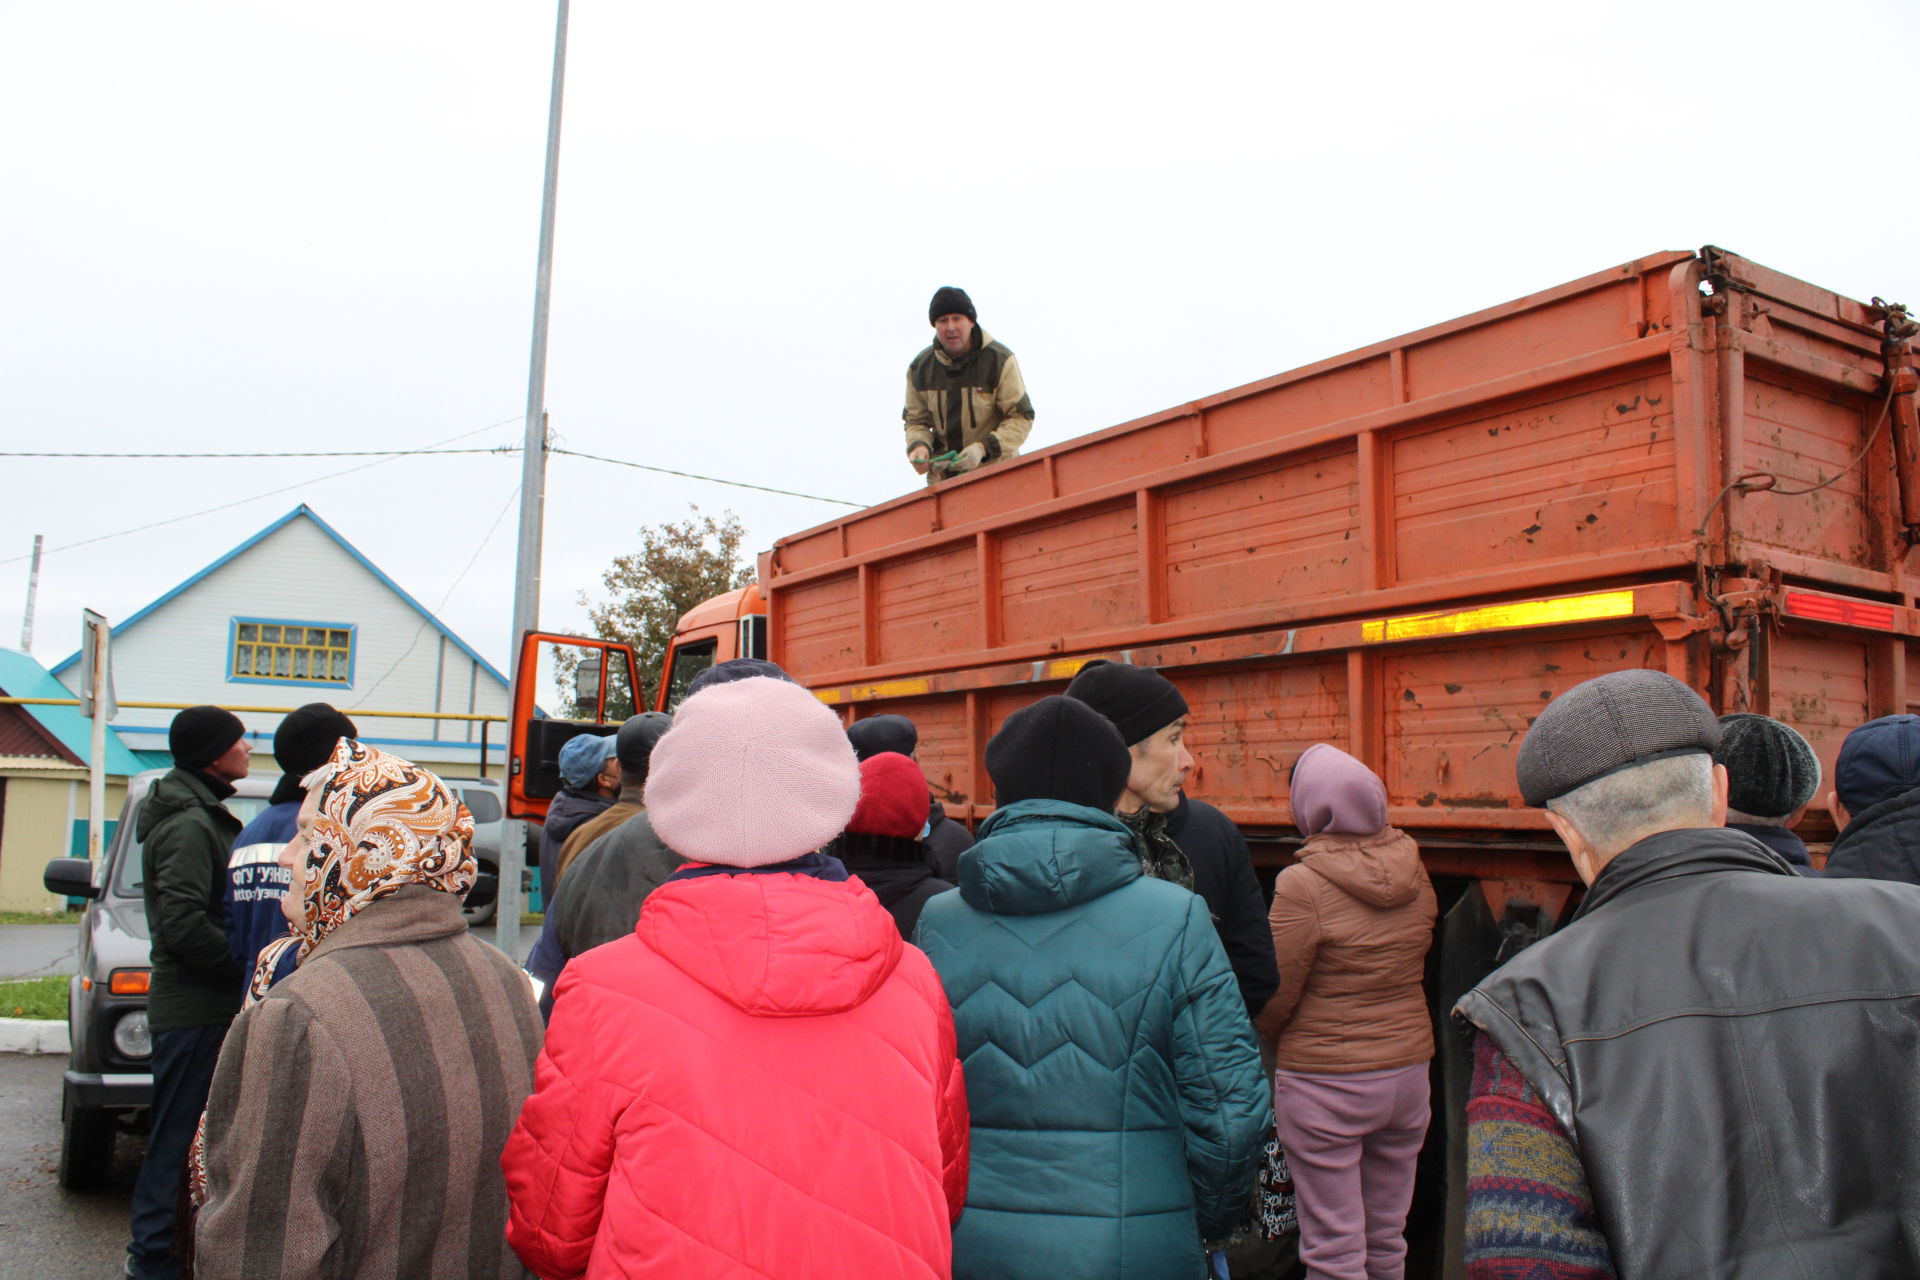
928, 286, 976, 325
1064, 660, 1190, 747
169, 705, 247, 770
687, 657, 793, 698
273, 703, 360, 778
987, 695, 1130, 811
1715, 713, 1819, 819
848, 714, 918, 762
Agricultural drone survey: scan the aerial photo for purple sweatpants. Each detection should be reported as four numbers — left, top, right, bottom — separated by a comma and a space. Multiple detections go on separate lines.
1272, 1062, 1430, 1280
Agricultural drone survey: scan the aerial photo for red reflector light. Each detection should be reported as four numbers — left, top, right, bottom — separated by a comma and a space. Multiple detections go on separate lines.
108, 970, 150, 996
1784, 592, 1897, 631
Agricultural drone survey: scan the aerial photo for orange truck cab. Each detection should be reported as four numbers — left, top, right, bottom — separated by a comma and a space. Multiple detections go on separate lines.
654, 584, 769, 711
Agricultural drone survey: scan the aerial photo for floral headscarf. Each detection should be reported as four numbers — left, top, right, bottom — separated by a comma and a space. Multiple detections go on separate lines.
289, 737, 476, 953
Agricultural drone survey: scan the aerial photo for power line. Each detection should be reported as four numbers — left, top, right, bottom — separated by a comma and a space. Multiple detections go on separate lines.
548, 446, 863, 507
0, 447, 514, 459
0, 416, 524, 565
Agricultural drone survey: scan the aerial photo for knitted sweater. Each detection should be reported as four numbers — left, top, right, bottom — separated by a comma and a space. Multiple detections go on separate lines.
1464, 1031, 1614, 1279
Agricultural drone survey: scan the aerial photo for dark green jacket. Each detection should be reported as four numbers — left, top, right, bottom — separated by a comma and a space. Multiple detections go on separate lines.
138, 768, 244, 1031
914, 800, 1270, 1279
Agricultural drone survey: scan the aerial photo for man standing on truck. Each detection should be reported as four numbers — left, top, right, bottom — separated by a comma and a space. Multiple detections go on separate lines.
128, 704, 252, 1280
904, 286, 1034, 484
1455, 670, 1920, 1278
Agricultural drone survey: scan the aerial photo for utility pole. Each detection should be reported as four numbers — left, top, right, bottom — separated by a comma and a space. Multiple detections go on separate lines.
21, 534, 43, 651
500, 0, 570, 962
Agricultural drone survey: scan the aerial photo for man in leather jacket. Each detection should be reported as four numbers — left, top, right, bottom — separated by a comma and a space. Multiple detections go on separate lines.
1454, 670, 1920, 1279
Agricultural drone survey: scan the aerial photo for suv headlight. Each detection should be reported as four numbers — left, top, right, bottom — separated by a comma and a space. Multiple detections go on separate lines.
112, 1009, 151, 1060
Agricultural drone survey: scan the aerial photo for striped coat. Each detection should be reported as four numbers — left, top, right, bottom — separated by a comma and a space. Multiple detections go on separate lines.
196, 885, 543, 1280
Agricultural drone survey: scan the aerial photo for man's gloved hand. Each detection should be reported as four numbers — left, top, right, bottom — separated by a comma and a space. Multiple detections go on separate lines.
949, 442, 988, 474
908, 444, 932, 475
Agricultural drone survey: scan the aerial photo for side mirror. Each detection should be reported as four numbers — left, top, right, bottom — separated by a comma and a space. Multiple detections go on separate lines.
44, 858, 100, 900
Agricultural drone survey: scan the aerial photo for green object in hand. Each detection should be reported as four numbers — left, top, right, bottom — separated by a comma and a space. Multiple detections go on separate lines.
928, 450, 961, 467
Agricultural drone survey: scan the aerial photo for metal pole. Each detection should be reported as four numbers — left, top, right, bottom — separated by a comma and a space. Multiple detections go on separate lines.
21, 534, 43, 651
500, 0, 570, 960
87, 616, 108, 863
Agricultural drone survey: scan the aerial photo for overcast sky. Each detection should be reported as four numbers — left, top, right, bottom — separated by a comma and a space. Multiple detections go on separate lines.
4, 0, 1917, 698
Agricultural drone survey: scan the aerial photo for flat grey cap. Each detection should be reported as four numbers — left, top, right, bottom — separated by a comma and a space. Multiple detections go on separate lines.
1516, 669, 1722, 806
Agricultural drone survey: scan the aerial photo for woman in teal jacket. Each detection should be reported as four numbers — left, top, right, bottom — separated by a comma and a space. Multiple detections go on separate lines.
916, 696, 1271, 1279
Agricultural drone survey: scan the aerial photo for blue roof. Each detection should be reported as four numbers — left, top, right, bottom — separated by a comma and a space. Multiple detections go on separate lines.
51, 505, 510, 690
0, 648, 148, 775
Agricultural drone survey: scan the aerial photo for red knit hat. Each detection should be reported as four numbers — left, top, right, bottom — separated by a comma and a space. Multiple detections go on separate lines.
847, 753, 928, 839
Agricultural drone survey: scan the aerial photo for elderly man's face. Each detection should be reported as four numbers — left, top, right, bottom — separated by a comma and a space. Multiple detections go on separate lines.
934, 313, 975, 355
1122, 718, 1194, 814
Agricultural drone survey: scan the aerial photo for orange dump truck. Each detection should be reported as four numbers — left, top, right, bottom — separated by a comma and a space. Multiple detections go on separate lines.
663, 248, 1917, 894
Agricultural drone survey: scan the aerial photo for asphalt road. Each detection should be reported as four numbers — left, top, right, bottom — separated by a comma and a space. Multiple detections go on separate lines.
0, 921, 534, 982
0, 1051, 140, 1278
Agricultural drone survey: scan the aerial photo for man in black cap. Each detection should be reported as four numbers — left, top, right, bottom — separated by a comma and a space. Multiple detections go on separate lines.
222, 702, 360, 987
903, 286, 1034, 485
1454, 669, 1920, 1278
524, 710, 675, 1018
1065, 659, 1278, 1019
128, 704, 253, 1280
847, 713, 976, 880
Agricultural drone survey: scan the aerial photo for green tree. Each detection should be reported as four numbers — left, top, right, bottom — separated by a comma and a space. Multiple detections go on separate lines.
556, 506, 756, 715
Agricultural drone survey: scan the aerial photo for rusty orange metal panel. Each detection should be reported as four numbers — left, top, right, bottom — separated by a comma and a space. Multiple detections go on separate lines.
1388, 372, 1678, 586
772, 571, 859, 677
1768, 628, 1872, 804
1179, 659, 1350, 825
1201, 356, 1396, 456
872, 544, 978, 666
1401, 277, 1650, 401
996, 500, 1143, 644
1734, 375, 1884, 571
1162, 446, 1359, 621
1381, 629, 1666, 813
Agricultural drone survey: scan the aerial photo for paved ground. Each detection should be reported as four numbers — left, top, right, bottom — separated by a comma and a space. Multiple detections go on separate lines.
0, 920, 532, 981
0, 1051, 140, 1279
0, 923, 80, 982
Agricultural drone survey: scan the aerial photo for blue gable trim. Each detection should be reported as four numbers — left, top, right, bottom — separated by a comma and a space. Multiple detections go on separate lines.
51, 505, 510, 690
0, 649, 148, 775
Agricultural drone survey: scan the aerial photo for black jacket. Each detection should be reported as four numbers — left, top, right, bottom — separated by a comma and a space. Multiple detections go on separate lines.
1166, 794, 1279, 1018
1824, 785, 1920, 885
1725, 821, 1818, 875
536, 786, 614, 903
829, 834, 955, 939
1456, 826, 1920, 1278
925, 791, 975, 882
138, 768, 244, 1032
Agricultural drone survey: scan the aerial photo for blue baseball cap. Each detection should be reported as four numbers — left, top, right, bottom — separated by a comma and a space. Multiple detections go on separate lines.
557, 731, 618, 789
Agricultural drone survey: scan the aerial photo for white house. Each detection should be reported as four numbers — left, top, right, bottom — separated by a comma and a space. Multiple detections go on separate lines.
52, 505, 511, 779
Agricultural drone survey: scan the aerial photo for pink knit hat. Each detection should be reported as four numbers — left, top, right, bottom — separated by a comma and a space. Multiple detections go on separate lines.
644, 676, 860, 868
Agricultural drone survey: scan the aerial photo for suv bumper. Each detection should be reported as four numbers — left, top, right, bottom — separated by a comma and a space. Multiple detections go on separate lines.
65, 1069, 152, 1111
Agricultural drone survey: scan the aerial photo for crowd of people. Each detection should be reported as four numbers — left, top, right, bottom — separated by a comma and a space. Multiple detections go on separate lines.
125, 653, 1920, 1279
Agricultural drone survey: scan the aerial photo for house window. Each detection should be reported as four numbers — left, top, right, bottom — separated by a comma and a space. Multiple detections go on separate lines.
230, 619, 355, 686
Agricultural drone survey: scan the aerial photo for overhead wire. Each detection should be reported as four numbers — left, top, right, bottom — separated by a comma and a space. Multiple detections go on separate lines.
547, 446, 863, 507
0, 417, 524, 565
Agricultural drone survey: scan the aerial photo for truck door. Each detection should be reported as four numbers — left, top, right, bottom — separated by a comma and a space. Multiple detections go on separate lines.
506, 631, 642, 822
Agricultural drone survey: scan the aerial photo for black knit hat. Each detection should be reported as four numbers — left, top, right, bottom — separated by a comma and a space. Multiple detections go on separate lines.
687, 657, 793, 698
615, 711, 674, 772
848, 714, 918, 762
169, 705, 247, 770
1715, 713, 1820, 819
273, 703, 359, 778
929, 286, 976, 325
987, 695, 1130, 811
1516, 669, 1721, 806
1064, 660, 1190, 747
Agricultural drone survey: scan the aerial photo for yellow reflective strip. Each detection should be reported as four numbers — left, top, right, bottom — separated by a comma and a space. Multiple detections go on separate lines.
822, 678, 932, 703
1045, 658, 1092, 680
1360, 590, 1637, 643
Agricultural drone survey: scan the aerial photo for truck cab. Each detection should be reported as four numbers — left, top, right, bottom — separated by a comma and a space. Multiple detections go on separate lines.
653, 584, 768, 712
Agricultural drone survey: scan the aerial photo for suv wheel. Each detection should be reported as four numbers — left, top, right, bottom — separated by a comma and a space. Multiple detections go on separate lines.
58, 1097, 116, 1191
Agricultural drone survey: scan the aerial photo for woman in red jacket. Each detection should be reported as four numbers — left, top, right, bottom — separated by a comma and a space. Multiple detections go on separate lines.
502, 675, 969, 1280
